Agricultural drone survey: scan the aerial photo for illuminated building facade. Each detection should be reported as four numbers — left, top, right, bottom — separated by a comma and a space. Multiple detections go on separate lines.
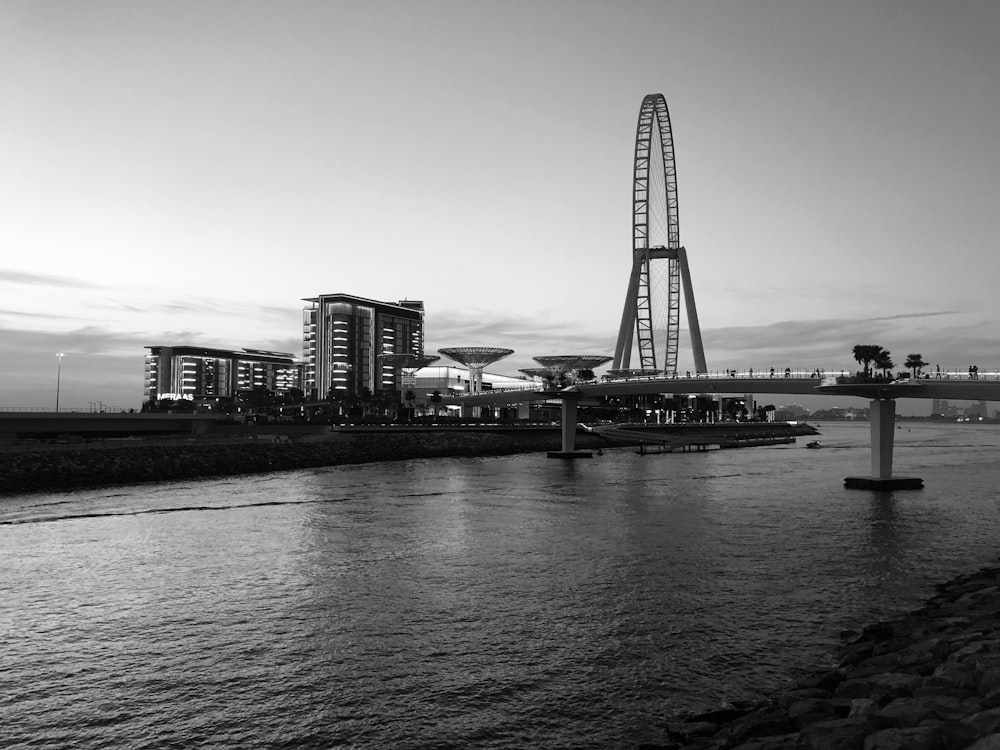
302, 294, 425, 401
144, 346, 300, 403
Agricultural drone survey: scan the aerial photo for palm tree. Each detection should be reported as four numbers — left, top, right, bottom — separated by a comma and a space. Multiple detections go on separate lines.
873, 350, 894, 378
904, 353, 927, 379
429, 390, 443, 420
852, 345, 884, 378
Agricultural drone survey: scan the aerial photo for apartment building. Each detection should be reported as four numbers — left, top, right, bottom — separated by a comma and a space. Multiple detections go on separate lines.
144, 346, 300, 403
302, 294, 425, 401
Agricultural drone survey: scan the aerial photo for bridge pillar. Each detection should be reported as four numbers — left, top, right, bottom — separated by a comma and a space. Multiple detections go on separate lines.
844, 398, 923, 490
547, 394, 592, 459
870, 398, 895, 480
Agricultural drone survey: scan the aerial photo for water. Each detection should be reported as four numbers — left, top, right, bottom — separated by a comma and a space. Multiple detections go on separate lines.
3, 421, 1000, 749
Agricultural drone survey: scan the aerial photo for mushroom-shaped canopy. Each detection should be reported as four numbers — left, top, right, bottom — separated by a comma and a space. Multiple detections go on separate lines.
438, 347, 514, 370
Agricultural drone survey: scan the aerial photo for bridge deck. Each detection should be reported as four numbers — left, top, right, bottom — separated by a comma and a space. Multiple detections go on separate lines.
452, 375, 1000, 406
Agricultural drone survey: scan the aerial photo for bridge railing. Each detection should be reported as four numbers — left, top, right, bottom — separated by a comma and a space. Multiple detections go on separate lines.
597, 368, 1000, 383
0, 407, 131, 414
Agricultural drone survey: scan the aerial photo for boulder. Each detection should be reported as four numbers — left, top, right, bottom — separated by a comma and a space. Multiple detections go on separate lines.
964, 733, 1000, 750
861, 726, 942, 750
798, 718, 871, 750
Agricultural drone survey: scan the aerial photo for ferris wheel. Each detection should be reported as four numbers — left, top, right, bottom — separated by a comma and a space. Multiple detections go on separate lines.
612, 93, 706, 375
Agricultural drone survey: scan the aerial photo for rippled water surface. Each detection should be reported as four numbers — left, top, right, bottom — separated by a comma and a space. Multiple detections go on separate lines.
3, 422, 1000, 749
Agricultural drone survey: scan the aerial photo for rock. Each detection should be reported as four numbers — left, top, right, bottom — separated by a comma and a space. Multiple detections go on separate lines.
777, 688, 832, 709
962, 707, 1000, 735
964, 733, 1000, 750
654, 565, 1000, 749
868, 672, 923, 695
787, 698, 835, 726
861, 725, 942, 750
835, 679, 876, 701
926, 661, 980, 691
795, 670, 844, 692
849, 698, 878, 718
713, 707, 794, 745
850, 653, 915, 677
798, 718, 871, 750
841, 643, 876, 667
919, 693, 984, 721
952, 640, 1000, 660
729, 733, 799, 750
664, 720, 718, 743
870, 697, 933, 728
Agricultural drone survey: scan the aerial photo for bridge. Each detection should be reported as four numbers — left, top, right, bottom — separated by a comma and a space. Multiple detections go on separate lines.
449, 373, 1000, 489
444, 93, 994, 489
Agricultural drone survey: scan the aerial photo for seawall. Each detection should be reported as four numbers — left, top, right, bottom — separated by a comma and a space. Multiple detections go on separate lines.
0, 422, 816, 496
654, 565, 1000, 750
0, 429, 613, 495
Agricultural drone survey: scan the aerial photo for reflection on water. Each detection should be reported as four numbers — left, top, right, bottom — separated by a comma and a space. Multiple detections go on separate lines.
3, 422, 1000, 749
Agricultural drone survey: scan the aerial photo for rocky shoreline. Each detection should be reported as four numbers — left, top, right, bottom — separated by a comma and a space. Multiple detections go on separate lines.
0, 422, 814, 496
650, 565, 1000, 750
0, 429, 620, 495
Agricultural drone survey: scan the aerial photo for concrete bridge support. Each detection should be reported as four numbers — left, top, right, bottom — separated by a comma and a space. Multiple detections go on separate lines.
870, 398, 895, 480
845, 398, 923, 490
547, 394, 592, 459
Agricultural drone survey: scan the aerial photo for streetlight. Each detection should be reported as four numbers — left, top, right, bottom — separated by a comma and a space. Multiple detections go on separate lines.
55, 353, 64, 412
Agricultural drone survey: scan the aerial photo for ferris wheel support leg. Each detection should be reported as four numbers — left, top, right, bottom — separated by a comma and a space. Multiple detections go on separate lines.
678, 247, 707, 374
613, 255, 644, 371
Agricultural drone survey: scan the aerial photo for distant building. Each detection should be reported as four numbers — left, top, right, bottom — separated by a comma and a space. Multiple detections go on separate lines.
144, 346, 300, 404
932, 398, 960, 419
810, 406, 869, 420
964, 400, 988, 420
775, 403, 811, 421
411, 366, 531, 399
302, 293, 425, 401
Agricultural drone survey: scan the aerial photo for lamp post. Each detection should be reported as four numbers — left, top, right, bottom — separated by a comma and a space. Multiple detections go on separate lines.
55, 352, 64, 412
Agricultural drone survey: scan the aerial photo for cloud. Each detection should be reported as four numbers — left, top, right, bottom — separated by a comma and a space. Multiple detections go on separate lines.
870, 311, 963, 322
0, 269, 102, 289
0, 308, 68, 320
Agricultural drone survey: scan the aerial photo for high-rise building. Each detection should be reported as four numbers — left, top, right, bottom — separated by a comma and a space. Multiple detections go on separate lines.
302, 294, 425, 401
144, 346, 300, 404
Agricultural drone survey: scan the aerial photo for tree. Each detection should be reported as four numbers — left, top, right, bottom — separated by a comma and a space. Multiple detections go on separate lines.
429, 390, 443, 420
873, 350, 894, 377
284, 387, 305, 405
852, 345, 885, 377
904, 353, 928, 379
357, 386, 373, 416
239, 385, 275, 409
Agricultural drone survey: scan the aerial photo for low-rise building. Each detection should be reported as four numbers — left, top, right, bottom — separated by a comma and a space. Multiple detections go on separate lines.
144, 346, 301, 404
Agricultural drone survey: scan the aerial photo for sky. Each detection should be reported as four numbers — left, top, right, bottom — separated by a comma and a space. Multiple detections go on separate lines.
2, 0, 998, 412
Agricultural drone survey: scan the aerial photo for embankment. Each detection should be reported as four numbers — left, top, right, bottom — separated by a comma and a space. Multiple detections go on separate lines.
0, 429, 615, 495
0, 422, 817, 496
655, 566, 1000, 750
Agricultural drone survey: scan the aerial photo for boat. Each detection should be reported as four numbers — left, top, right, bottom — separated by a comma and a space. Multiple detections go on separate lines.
806, 441, 823, 449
